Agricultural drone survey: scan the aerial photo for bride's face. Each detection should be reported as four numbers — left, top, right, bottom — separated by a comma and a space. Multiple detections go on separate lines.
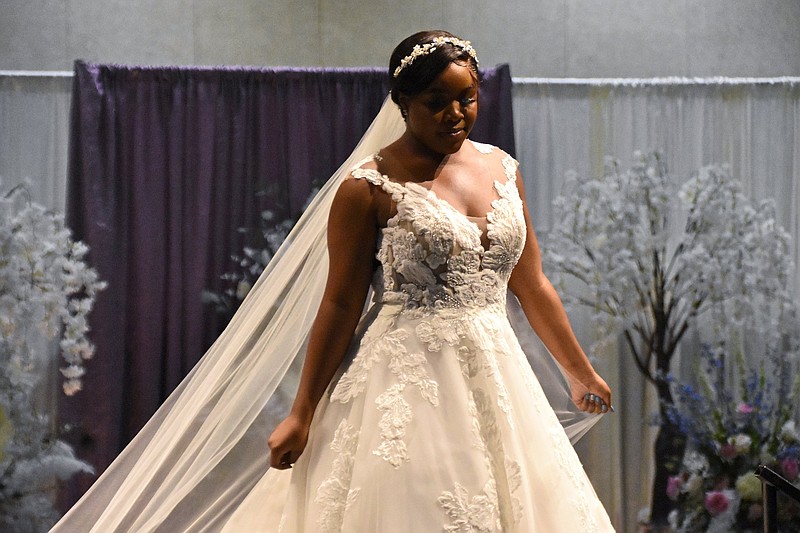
401, 62, 478, 156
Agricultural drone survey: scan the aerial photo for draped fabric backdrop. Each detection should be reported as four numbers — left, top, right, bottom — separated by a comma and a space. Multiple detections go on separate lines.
58, 61, 514, 509
513, 78, 800, 530
2, 70, 799, 531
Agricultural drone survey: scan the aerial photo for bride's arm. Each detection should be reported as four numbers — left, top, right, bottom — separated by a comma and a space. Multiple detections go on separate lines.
268, 177, 379, 469
507, 173, 611, 413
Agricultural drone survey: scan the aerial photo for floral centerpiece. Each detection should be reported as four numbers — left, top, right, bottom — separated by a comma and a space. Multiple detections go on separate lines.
0, 183, 105, 531
667, 343, 800, 532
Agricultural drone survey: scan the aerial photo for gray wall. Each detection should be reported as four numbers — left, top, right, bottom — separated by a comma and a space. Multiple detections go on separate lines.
3, 0, 799, 77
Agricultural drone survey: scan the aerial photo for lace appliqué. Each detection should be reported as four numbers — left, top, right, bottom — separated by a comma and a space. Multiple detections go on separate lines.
388, 345, 439, 405
373, 337, 440, 467
483, 157, 525, 276
315, 420, 361, 532
330, 323, 439, 468
439, 479, 501, 533
455, 320, 515, 427
374, 383, 412, 467
330, 325, 404, 403
415, 314, 465, 352
465, 389, 524, 529
547, 423, 600, 533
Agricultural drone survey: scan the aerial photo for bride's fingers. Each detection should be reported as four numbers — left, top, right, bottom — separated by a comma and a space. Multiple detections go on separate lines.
269, 446, 293, 469
279, 451, 294, 469
578, 393, 612, 414
577, 393, 592, 412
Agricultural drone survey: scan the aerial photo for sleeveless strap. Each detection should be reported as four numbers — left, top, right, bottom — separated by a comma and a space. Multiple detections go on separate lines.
350, 167, 406, 202
502, 155, 519, 183
469, 139, 518, 184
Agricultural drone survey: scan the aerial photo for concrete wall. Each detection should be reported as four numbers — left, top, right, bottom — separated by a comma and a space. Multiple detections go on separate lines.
2, 0, 799, 77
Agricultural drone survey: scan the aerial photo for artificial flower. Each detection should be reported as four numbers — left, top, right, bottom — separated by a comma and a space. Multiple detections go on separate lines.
781, 420, 800, 443
780, 457, 799, 481
704, 491, 730, 516
667, 475, 683, 501
719, 443, 738, 461
734, 472, 761, 502
730, 434, 752, 454
747, 503, 763, 522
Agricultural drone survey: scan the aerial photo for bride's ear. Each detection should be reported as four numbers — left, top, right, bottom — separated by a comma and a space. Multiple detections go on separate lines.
397, 95, 409, 121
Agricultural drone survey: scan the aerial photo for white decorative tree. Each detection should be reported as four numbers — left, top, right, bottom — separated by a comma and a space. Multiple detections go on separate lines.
545, 152, 797, 528
0, 183, 106, 531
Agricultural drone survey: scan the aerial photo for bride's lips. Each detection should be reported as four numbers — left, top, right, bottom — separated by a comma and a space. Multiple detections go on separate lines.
441, 128, 465, 137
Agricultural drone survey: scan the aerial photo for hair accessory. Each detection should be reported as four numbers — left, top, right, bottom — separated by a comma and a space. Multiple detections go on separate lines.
393, 36, 479, 78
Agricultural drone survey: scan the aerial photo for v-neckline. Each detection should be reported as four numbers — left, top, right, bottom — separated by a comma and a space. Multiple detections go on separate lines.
382, 177, 502, 252
405, 179, 499, 222
372, 141, 501, 222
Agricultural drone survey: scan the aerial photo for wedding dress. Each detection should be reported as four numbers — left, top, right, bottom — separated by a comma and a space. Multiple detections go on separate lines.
52, 99, 613, 533
221, 141, 615, 532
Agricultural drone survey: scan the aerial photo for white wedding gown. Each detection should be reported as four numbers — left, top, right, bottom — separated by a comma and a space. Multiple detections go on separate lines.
221, 141, 614, 532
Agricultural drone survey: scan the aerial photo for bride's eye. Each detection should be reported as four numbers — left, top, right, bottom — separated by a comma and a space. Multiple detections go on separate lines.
425, 97, 448, 111
460, 96, 476, 107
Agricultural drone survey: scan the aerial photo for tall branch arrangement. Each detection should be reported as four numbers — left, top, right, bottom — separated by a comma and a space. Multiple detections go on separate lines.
545, 152, 797, 527
0, 183, 105, 531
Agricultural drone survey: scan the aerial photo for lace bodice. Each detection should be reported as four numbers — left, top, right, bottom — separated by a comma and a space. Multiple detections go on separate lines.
351, 142, 526, 315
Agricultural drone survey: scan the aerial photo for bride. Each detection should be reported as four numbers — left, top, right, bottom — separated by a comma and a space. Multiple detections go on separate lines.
53, 30, 615, 532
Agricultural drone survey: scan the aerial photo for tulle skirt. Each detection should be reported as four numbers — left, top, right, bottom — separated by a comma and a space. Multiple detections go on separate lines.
221, 302, 614, 532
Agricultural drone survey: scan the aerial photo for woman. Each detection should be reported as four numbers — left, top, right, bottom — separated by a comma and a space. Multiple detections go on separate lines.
262, 30, 615, 531
52, 31, 614, 532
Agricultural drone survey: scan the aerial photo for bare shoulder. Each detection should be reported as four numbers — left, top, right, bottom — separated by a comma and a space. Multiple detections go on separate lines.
469, 139, 499, 156
465, 140, 517, 182
336, 175, 377, 209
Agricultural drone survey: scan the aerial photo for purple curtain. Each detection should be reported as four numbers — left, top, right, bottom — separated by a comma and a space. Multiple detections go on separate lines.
60, 61, 515, 506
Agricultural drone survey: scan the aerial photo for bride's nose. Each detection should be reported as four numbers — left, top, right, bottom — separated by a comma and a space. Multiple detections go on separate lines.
443, 100, 464, 123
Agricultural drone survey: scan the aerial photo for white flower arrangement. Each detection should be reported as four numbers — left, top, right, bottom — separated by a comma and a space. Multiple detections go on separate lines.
0, 182, 106, 531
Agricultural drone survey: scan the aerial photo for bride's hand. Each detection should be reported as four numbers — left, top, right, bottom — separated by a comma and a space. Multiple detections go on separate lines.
569, 372, 613, 414
268, 414, 310, 470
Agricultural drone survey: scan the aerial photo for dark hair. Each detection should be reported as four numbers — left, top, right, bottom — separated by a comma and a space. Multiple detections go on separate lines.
388, 30, 479, 105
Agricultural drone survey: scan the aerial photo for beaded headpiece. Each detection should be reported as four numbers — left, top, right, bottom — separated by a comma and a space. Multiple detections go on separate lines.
392, 36, 479, 78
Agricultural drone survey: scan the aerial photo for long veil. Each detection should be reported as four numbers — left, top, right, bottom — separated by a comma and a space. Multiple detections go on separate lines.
52, 97, 601, 533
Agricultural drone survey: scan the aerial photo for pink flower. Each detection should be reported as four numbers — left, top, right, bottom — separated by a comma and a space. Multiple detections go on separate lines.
736, 402, 754, 415
747, 503, 763, 522
704, 491, 730, 516
719, 443, 738, 461
781, 457, 799, 481
666, 475, 683, 501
